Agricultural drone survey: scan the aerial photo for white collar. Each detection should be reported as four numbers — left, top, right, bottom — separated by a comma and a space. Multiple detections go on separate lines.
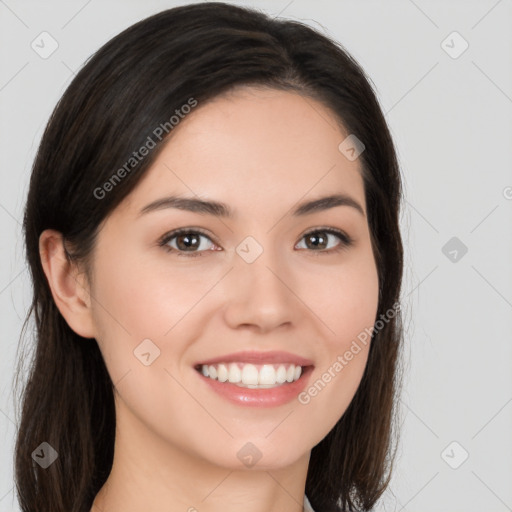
303, 494, 315, 512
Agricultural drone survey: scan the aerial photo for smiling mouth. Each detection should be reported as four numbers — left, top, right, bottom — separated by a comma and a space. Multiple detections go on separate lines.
194, 362, 312, 388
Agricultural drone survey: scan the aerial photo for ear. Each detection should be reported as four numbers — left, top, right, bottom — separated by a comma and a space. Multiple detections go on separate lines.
39, 229, 96, 339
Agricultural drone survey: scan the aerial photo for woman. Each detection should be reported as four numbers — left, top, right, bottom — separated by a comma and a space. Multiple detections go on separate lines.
14, 3, 404, 511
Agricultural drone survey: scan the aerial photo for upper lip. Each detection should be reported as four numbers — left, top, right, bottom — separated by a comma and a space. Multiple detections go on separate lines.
195, 350, 314, 367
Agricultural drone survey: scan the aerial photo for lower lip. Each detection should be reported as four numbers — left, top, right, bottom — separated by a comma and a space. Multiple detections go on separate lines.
195, 366, 314, 407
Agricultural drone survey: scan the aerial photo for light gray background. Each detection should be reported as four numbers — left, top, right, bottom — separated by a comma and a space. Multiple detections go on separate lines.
1, 0, 511, 510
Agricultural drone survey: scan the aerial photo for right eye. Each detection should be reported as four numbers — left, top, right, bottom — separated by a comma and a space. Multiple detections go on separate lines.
158, 228, 219, 258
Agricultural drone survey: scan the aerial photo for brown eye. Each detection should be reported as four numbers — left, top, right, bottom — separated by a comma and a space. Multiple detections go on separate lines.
296, 228, 353, 255
174, 232, 201, 251
159, 229, 216, 257
158, 227, 353, 258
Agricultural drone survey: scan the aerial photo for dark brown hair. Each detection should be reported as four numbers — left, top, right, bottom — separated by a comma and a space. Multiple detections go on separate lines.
13, 3, 404, 511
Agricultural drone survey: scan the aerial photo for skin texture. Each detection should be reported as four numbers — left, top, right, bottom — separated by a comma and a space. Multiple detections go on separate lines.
39, 87, 379, 512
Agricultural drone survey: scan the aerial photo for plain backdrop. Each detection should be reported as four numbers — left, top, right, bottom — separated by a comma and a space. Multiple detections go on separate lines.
1, 1, 511, 510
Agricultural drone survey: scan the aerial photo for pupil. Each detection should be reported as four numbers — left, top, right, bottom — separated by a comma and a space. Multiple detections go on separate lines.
178, 234, 199, 250
308, 233, 326, 249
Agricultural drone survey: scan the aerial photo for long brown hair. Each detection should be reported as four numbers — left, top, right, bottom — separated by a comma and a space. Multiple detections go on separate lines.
13, 3, 404, 511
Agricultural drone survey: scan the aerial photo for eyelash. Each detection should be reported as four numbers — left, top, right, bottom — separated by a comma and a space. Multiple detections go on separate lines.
157, 227, 354, 258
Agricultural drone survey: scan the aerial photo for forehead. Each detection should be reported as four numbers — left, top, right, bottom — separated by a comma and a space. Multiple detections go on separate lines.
122, 86, 366, 220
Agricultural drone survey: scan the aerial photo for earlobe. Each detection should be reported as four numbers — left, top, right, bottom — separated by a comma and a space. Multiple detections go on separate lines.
39, 229, 96, 339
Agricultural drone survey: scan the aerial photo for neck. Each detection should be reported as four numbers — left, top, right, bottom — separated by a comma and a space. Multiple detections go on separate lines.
91, 396, 310, 512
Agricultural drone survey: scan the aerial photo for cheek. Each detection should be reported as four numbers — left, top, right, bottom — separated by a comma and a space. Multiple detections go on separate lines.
304, 250, 379, 346
297, 253, 378, 428
88, 253, 214, 425
89, 248, 223, 388
92, 249, 211, 340
298, 334, 372, 444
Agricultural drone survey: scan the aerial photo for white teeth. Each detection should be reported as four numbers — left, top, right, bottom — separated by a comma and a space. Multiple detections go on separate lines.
259, 364, 276, 385
217, 364, 228, 382
208, 365, 217, 379
198, 362, 305, 387
228, 363, 241, 383
276, 365, 287, 383
241, 364, 259, 385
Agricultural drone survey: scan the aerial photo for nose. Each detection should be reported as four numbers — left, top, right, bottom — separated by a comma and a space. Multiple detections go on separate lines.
222, 245, 302, 334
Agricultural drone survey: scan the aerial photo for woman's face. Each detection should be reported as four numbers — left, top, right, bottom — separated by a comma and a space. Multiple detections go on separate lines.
85, 86, 379, 470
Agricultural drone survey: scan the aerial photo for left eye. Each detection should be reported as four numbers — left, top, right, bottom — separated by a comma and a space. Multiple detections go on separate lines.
296, 229, 352, 254
158, 228, 353, 258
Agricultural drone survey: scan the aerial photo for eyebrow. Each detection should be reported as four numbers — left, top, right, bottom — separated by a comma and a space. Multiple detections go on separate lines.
138, 193, 365, 218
